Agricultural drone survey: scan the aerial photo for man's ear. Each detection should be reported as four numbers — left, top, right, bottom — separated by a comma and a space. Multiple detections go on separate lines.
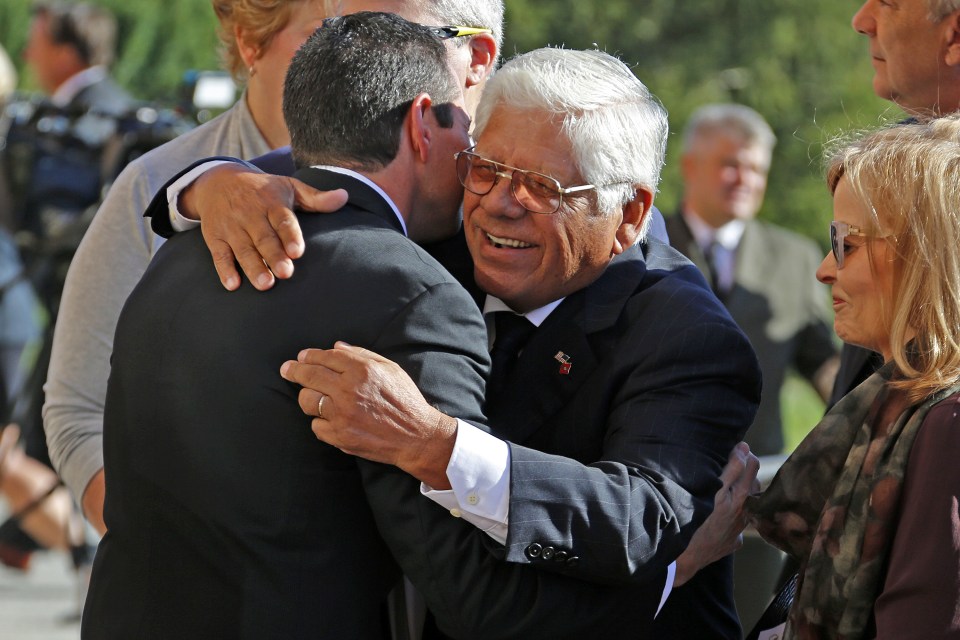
406, 93, 434, 164
944, 10, 960, 67
465, 33, 497, 87
613, 188, 654, 254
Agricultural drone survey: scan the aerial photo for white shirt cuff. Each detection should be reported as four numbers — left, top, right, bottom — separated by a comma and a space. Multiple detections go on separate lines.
656, 561, 675, 617
166, 160, 235, 232
421, 419, 510, 544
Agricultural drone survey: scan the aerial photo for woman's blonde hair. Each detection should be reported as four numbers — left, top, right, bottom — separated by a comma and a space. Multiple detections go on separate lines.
212, 0, 334, 81
826, 114, 960, 401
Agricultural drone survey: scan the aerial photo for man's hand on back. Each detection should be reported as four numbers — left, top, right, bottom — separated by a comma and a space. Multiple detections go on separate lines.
279, 342, 458, 489
179, 163, 347, 291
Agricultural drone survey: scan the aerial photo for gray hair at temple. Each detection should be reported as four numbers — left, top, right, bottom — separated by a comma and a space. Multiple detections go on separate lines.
681, 103, 777, 155
31, 1, 119, 68
329, 0, 504, 56
929, 0, 960, 20
282, 11, 461, 170
473, 48, 668, 224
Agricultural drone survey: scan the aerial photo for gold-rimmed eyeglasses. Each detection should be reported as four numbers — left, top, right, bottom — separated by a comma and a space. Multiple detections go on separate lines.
455, 146, 614, 214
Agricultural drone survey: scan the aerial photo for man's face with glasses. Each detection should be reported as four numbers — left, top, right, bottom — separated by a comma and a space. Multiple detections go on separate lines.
461, 104, 643, 313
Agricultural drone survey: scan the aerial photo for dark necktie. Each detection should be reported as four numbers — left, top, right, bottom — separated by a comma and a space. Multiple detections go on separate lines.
705, 241, 725, 299
486, 311, 536, 406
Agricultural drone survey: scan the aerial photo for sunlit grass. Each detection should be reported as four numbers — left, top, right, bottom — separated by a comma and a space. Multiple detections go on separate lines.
780, 373, 825, 453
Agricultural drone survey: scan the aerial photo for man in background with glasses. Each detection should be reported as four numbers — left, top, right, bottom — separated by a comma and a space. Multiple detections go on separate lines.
665, 104, 838, 458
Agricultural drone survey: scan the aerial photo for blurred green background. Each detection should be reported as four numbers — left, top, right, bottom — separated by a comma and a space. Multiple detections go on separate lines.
1, 0, 898, 450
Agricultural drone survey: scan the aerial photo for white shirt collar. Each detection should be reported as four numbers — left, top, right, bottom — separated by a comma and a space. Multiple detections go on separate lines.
310, 165, 408, 237
51, 66, 107, 108
482, 295, 564, 327
681, 208, 746, 252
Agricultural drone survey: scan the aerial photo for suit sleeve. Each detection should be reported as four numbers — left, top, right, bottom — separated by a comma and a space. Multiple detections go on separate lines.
503, 286, 762, 585
144, 147, 296, 237
356, 282, 666, 639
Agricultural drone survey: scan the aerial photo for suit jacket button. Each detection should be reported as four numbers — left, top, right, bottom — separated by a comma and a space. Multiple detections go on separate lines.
541, 546, 555, 560
525, 543, 543, 559
554, 550, 568, 563
566, 556, 580, 567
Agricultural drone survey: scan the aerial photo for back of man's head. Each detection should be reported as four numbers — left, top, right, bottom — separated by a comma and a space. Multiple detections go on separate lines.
31, 1, 119, 68
473, 47, 668, 218
283, 11, 461, 171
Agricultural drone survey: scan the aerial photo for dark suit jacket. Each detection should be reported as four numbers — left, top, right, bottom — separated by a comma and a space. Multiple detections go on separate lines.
84, 168, 490, 639
359, 239, 760, 640
828, 344, 883, 408
666, 214, 836, 455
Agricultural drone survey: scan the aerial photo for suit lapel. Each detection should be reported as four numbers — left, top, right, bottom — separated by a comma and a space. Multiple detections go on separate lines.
486, 245, 648, 443
727, 221, 769, 304
293, 167, 405, 234
666, 212, 711, 275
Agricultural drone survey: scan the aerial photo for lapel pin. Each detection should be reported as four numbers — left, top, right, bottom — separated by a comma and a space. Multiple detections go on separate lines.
554, 351, 572, 375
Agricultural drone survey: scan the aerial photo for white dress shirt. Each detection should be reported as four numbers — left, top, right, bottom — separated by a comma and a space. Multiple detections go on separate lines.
681, 209, 746, 295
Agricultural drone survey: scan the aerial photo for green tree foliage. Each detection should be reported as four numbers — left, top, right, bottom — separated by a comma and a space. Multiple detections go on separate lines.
502, 0, 901, 243
0, 0, 905, 241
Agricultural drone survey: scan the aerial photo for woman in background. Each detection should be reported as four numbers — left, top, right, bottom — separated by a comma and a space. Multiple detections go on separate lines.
750, 115, 960, 639
41, 0, 330, 538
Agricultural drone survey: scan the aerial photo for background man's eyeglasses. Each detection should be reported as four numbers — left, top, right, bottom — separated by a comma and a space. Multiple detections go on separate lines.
428, 26, 492, 39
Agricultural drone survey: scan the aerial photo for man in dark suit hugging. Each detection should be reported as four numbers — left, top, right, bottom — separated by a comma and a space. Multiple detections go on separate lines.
83, 13, 486, 639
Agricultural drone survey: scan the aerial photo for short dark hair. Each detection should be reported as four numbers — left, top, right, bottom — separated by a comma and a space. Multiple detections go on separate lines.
282, 11, 460, 171
32, 1, 119, 68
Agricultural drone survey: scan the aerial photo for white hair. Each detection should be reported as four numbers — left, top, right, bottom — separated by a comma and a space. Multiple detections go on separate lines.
681, 103, 776, 155
330, 0, 504, 56
929, 0, 960, 20
473, 47, 669, 221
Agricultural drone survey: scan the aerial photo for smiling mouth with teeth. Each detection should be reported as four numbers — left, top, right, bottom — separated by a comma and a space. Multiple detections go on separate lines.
487, 232, 533, 249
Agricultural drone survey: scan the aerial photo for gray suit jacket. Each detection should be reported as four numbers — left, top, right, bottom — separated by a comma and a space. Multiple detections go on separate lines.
665, 214, 837, 455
